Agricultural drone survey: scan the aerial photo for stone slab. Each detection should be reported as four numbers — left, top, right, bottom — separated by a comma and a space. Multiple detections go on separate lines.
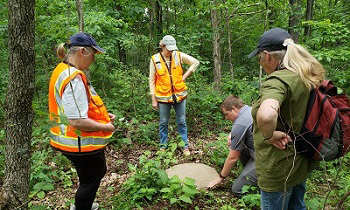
166, 163, 219, 190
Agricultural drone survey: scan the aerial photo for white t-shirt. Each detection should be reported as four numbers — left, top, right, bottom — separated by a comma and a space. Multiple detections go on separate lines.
62, 75, 88, 119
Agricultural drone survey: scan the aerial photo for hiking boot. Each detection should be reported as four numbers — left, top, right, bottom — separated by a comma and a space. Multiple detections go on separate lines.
183, 148, 191, 156
70, 203, 99, 210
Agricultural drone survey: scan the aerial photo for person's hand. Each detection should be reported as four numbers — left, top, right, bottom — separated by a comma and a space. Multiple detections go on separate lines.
108, 113, 116, 124
265, 131, 292, 150
207, 177, 224, 189
105, 122, 116, 132
227, 133, 232, 147
152, 97, 158, 109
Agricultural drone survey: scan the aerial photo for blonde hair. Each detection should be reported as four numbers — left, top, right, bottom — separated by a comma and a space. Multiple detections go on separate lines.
220, 95, 244, 111
56, 43, 95, 60
269, 39, 325, 90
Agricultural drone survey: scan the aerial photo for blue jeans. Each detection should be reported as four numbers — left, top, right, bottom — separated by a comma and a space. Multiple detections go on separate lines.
261, 181, 306, 210
158, 99, 188, 148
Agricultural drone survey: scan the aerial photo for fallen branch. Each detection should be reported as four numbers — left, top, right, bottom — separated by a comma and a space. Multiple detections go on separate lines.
337, 191, 350, 209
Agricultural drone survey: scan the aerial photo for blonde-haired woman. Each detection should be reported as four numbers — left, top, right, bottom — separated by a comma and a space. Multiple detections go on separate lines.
49, 32, 115, 210
248, 28, 325, 209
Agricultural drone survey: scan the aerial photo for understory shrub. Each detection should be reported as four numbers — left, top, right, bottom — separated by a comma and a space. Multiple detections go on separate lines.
113, 143, 199, 209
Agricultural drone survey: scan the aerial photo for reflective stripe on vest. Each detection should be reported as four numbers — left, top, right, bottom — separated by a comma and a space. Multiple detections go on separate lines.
54, 67, 80, 116
173, 51, 180, 66
154, 54, 162, 70
153, 51, 188, 103
50, 133, 111, 147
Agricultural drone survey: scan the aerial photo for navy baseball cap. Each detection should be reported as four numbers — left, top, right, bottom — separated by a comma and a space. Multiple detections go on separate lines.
248, 28, 292, 58
69, 32, 106, 54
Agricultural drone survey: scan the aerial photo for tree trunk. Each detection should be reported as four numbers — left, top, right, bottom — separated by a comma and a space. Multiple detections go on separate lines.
117, 41, 127, 64
155, 0, 163, 38
304, 0, 314, 36
0, 0, 35, 209
115, 4, 127, 64
75, 0, 84, 32
148, 0, 155, 55
211, 0, 222, 91
288, 0, 300, 42
225, 7, 234, 80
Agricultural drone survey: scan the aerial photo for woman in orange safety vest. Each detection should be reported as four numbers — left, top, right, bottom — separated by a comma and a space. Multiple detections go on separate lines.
149, 35, 199, 156
49, 32, 115, 210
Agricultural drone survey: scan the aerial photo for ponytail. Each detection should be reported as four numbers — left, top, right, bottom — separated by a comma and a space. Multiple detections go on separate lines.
282, 40, 325, 90
57, 43, 67, 60
269, 39, 325, 90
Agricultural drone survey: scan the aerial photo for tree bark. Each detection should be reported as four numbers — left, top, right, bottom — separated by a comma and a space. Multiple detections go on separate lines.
148, 0, 155, 55
288, 0, 301, 42
225, 7, 234, 80
211, 0, 222, 91
155, 0, 163, 38
75, 0, 84, 32
304, 0, 314, 36
115, 4, 127, 64
0, 0, 35, 209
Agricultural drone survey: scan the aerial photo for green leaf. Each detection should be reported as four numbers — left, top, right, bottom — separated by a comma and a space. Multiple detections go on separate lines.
242, 185, 250, 193
170, 175, 182, 184
170, 184, 181, 191
170, 143, 177, 153
33, 182, 46, 190
170, 197, 178, 204
131, 118, 139, 124
178, 140, 185, 147
179, 195, 192, 204
160, 187, 171, 193
158, 169, 169, 184
183, 177, 196, 186
37, 191, 45, 199
42, 183, 54, 191
183, 186, 199, 195
121, 138, 132, 144
164, 158, 170, 165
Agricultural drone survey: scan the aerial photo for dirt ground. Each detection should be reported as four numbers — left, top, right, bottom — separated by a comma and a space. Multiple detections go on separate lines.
30, 135, 239, 209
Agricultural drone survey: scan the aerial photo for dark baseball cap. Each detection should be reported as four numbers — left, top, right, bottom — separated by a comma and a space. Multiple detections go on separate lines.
247, 28, 292, 59
69, 32, 106, 54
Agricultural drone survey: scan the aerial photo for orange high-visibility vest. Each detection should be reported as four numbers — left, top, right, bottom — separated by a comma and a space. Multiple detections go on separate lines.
152, 51, 188, 103
48, 62, 112, 153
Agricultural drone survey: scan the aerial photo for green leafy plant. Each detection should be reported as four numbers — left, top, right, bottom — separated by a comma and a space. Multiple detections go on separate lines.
160, 175, 199, 205
113, 147, 178, 209
238, 186, 261, 209
206, 133, 230, 167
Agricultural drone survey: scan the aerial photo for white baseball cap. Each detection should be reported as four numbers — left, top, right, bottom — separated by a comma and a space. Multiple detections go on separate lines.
160, 35, 178, 51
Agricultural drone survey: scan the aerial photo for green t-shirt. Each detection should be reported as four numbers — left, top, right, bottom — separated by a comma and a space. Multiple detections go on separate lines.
251, 70, 318, 192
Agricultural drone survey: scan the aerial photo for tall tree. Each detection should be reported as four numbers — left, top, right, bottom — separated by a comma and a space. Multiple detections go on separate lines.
304, 0, 314, 36
76, 0, 84, 32
224, 2, 234, 80
0, 0, 35, 209
155, 0, 163, 38
115, 4, 127, 64
288, 0, 301, 42
148, 0, 155, 55
211, 0, 222, 90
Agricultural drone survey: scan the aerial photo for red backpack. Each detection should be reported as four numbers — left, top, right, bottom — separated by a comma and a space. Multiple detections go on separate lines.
280, 80, 350, 161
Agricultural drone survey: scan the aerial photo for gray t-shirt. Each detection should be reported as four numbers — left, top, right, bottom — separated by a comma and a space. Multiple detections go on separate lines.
230, 105, 254, 159
62, 75, 88, 119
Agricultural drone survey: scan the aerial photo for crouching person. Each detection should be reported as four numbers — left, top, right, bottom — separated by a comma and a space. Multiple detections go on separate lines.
207, 95, 257, 197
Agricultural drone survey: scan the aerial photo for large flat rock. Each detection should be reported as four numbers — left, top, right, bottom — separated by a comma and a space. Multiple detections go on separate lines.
166, 163, 219, 190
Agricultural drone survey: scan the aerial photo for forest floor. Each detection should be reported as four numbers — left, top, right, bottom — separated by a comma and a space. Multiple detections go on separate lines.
30, 134, 246, 209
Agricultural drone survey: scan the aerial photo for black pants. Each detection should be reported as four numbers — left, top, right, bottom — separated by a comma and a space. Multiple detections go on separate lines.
64, 149, 106, 210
